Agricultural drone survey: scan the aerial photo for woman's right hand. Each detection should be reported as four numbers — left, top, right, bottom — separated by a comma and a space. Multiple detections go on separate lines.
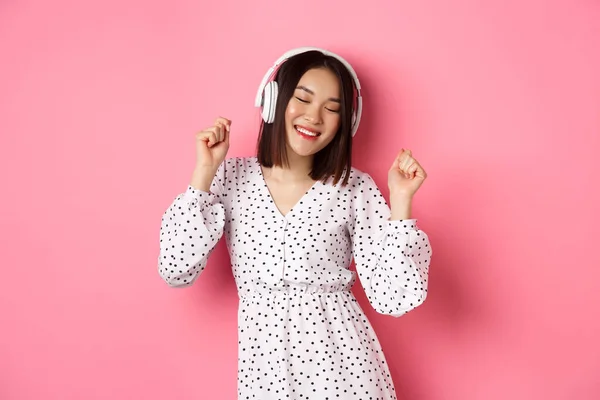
195, 116, 231, 169
190, 117, 231, 191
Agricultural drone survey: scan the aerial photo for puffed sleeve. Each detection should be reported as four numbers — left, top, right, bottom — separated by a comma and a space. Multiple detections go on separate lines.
157, 162, 227, 287
349, 172, 432, 317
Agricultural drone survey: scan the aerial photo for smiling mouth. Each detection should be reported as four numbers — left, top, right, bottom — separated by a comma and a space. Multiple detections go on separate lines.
295, 125, 321, 138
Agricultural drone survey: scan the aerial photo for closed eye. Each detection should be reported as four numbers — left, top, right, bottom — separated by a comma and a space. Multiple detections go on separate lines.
295, 96, 339, 113
294, 96, 340, 114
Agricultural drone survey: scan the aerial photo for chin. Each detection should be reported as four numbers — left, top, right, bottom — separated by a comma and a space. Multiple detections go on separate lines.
291, 147, 321, 158
287, 138, 326, 158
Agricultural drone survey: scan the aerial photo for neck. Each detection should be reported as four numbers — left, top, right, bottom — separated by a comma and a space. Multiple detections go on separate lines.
265, 147, 314, 183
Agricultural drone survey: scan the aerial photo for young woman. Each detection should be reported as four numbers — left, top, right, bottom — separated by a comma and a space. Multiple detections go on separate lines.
158, 47, 432, 399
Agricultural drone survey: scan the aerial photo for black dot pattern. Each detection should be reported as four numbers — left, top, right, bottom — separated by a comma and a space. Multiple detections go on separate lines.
159, 157, 432, 399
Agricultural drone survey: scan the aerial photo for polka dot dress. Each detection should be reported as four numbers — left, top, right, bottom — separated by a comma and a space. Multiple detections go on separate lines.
159, 157, 432, 399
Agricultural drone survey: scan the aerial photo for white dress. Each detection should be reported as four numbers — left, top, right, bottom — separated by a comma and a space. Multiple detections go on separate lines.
158, 156, 432, 400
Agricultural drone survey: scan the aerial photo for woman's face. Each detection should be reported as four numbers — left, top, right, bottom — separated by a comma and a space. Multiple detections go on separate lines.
284, 67, 342, 159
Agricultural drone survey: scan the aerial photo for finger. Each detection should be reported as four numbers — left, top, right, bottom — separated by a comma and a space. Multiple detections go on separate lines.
399, 155, 414, 172
215, 123, 224, 142
206, 126, 226, 143
219, 123, 226, 142
397, 149, 412, 166
410, 162, 425, 179
398, 148, 412, 162
395, 159, 411, 179
207, 131, 218, 147
223, 124, 231, 145
196, 130, 219, 147
215, 117, 231, 132
390, 148, 407, 170
196, 130, 211, 142
411, 162, 427, 179
215, 116, 231, 126
406, 162, 417, 177
198, 126, 221, 136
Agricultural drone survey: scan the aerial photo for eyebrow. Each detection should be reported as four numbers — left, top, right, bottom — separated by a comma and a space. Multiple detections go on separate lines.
296, 86, 341, 103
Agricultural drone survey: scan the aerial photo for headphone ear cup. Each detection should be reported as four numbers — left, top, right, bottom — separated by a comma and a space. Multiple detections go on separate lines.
349, 111, 357, 136
262, 81, 279, 124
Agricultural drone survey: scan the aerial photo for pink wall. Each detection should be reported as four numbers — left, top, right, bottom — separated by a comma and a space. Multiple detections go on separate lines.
1, 0, 599, 399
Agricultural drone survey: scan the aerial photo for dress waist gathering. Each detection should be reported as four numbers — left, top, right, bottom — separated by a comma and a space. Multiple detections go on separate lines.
239, 280, 354, 301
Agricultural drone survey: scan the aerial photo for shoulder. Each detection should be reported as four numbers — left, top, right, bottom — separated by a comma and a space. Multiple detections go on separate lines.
215, 156, 260, 187
322, 166, 383, 199
340, 166, 379, 191
338, 167, 387, 208
219, 156, 258, 175
212, 157, 257, 195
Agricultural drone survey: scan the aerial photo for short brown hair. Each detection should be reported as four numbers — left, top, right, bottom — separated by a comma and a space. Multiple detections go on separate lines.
256, 50, 356, 186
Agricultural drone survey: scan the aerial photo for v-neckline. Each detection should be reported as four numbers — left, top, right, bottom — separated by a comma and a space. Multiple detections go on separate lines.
255, 158, 319, 219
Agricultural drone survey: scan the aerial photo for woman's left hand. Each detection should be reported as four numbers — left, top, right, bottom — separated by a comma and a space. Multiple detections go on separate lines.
388, 149, 428, 198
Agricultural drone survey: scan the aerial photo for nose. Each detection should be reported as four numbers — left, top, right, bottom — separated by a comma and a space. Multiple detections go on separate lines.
304, 104, 322, 124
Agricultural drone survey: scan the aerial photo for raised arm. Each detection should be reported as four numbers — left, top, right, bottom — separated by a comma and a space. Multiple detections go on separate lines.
158, 117, 232, 287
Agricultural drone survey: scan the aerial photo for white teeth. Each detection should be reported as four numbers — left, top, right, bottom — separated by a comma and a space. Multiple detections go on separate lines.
296, 126, 318, 137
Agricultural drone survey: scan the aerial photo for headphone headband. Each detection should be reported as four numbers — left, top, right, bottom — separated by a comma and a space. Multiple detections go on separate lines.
254, 47, 363, 137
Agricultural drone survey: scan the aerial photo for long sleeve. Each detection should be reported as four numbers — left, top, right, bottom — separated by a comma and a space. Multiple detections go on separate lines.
157, 163, 227, 287
349, 173, 432, 317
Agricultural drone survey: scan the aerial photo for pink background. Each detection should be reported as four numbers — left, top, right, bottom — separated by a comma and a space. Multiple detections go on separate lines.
1, 0, 599, 399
